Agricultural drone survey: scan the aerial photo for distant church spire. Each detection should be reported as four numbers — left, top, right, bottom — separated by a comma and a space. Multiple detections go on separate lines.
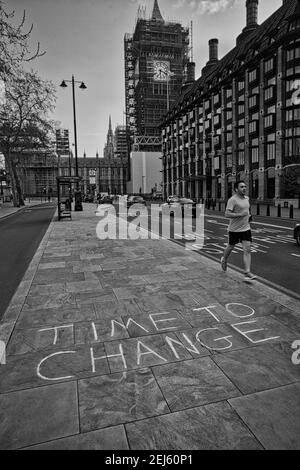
104, 115, 115, 160
152, 0, 164, 22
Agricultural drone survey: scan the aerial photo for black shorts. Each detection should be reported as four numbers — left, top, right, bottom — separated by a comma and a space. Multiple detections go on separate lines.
229, 230, 252, 246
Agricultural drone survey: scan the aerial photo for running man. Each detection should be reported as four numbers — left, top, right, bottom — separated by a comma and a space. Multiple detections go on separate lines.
221, 181, 256, 281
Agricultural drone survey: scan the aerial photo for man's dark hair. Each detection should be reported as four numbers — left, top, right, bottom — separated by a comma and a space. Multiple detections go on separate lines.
234, 180, 245, 191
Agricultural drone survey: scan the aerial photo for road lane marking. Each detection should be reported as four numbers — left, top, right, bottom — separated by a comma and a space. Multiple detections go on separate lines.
204, 213, 294, 231
291, 254, 300, 258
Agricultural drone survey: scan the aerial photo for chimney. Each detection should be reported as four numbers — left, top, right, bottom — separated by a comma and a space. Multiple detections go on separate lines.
186, 61, 196, 83
236, 0, 259, 44
202, 39, 219, 76
209, 38, 219, 63
246, 0, 258, 28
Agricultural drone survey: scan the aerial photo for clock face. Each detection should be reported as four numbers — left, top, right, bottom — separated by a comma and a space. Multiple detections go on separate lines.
153, 60, 170, 81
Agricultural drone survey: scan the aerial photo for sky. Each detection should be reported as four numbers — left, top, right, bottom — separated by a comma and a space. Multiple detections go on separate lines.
6, 0, 282, 157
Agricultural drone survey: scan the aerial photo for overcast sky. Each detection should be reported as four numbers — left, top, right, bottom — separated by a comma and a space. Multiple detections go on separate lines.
7, 0, 282, 157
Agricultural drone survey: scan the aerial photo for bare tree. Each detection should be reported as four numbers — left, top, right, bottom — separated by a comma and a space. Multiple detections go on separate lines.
0, 1, 45, 78
0, 69, 56, 206
0, 1, 56, 206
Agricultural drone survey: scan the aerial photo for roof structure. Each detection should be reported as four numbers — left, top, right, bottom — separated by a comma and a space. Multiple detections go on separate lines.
164, 0, 300, 121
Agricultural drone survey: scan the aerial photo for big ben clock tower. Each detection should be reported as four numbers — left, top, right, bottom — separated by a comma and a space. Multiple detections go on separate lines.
124, 0, 190, 151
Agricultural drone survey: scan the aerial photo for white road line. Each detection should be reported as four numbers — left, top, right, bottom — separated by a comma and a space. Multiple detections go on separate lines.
204, 213, 294, 231
291, 254, 300, 258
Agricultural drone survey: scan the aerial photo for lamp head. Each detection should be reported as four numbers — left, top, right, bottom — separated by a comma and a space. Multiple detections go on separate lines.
60, 80, 68, 88
79, 82, 87, 90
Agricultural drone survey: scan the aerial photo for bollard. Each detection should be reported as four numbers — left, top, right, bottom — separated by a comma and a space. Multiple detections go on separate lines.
290, 204, 294, 219
256, 204, 260, 216
277, 204, 281, 218
266, 205, 270, 217
219, 201, 221, 212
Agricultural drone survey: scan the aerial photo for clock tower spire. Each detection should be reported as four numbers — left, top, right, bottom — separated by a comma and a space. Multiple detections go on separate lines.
152, 0, 164, 23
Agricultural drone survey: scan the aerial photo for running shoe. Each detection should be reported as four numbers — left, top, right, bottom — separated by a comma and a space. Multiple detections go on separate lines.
244, 272, 257, 281
221, 257, 227, 272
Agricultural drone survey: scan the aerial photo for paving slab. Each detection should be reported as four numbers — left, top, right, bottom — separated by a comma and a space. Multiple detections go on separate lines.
152, 357, 240, 412
24, 425, 129, 450
213, 344, 300, 394
0, 382, 79, 449
229, 384, 300, 450
125, 401, 262, 450
78, 369, 169, 432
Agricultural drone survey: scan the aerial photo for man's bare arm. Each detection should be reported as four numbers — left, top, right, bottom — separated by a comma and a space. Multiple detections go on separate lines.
225, 209, 249, 219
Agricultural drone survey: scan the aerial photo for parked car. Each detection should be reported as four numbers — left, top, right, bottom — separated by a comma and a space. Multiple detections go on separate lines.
127, 196, 146, 207
161, 197, 195, 216
167, 195, 180, 204
294, 222, 300, 246
100, 195, 113, 204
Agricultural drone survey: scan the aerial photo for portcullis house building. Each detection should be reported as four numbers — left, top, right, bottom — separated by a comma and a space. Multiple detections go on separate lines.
161, 0, 300, 207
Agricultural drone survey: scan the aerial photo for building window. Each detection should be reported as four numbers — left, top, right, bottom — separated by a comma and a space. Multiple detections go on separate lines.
251, 147, 259, 163
264, 87, 274, 101
238, 81, 245, 91
249, 121, 257, 134
249, 69, 257, 83
213, 93, 220, 105
249, 95, 257, 108
264, 58, 274, 73
267, 143, 276, 160
286, 46, 300, 61
264, 115, 274, 129
238, 128, 245, 138
238, 151, 245, 165
213, 115, 220, 126
238, 105, 245, 115
286, 78, 300, 93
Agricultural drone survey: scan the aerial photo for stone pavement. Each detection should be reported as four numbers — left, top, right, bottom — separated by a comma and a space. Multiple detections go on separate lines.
0, 203, 300, 450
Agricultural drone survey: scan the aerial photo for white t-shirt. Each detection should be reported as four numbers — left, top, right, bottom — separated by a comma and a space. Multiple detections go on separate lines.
226, 194, 250, 233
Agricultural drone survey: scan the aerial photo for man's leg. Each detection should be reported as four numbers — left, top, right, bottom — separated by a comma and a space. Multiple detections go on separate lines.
242, 240, 253, 276
221, 244, 235, 271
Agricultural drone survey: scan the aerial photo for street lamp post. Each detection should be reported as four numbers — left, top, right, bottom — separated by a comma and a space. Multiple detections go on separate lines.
60, 76, 87, 211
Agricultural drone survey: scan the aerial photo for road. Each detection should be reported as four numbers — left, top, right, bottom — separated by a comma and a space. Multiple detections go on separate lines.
0, 204, 56, 320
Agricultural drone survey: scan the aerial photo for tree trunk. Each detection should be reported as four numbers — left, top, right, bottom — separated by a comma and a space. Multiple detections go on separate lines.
4, 151, 18, 206
4, 151, 19, 207
12, 163, 25, 206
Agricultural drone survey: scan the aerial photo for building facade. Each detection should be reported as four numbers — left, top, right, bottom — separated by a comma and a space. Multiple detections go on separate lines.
161, 0, 300, 206
58, 153, 128, 196
124, 0, 191, 151
55, 128, 70, 156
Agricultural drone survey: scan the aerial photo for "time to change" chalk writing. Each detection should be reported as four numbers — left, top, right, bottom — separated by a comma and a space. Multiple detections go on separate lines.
34, 302, 281, 381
